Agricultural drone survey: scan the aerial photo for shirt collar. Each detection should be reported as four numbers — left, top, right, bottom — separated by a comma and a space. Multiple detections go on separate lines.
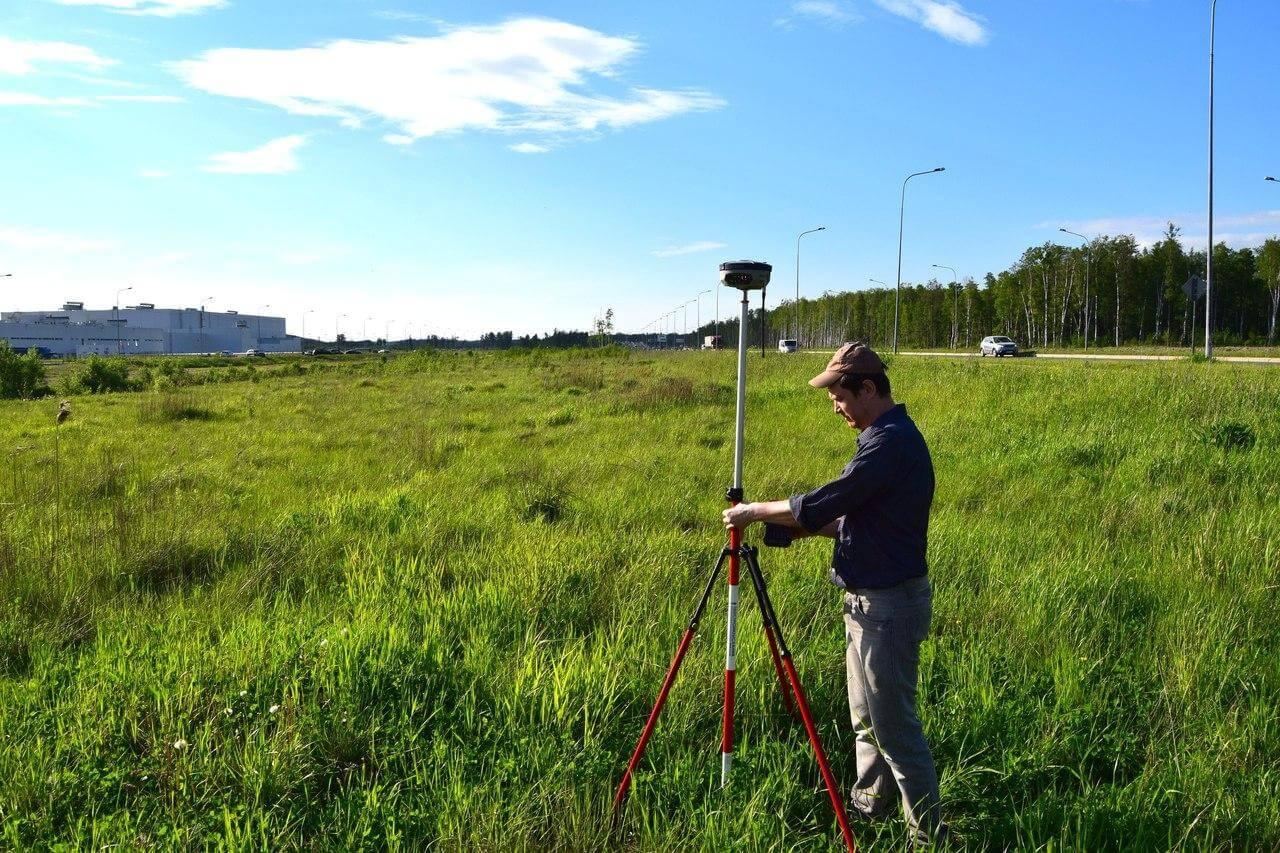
859, 403, 905, 444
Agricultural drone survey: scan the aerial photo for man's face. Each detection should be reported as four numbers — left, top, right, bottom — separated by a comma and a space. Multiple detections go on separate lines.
827, 381, 872, 430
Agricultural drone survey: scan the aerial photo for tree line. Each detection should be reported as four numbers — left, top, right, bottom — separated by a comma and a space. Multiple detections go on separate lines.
647, 226, 1280, 351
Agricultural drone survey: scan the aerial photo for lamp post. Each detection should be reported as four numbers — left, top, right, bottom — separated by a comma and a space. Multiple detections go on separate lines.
696, 289, 711, 348
795, 226, 826, 346
1059, 229, 1092, 349
931, 265, 959, 349
894, 167, 945, 354
363, 315, 375, 343
869, 279, 888, 347
199, 295, 214, 354
1205, 0, 1218, 359
302, 309, 314, 343
257, 304, 270, 348
336, 313, 347, 343
115, 285, 133, 355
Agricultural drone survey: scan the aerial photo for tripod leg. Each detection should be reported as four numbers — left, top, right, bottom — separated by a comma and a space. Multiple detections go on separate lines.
740, 545, 797, 720
721, 527, 741, 787
612, 547, 730, 825
742, 547, 858, 853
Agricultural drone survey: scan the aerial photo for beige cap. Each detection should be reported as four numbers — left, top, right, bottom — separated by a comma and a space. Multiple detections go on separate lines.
808, 341, 887, 388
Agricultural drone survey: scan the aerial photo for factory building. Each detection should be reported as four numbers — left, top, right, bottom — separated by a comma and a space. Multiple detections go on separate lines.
0, 302, 302, 356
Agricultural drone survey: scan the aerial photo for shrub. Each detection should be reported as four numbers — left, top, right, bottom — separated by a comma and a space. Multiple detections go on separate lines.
0, 342, 50, 399
62, 355, 134, 394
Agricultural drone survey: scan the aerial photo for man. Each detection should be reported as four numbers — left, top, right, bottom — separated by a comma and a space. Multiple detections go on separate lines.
722, 341, 945, 846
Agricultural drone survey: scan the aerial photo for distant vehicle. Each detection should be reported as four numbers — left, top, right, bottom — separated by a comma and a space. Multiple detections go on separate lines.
703, 335, 722, 350
242, 349, 266, 357
376, 349, 389, 354
778, 339, 799, 354
218, 350, 232, 357
980, 336, 1019, 357
305, 348, 336, 356
342, 348, 363, 355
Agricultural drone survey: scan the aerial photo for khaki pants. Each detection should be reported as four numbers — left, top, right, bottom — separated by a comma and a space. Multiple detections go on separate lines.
843, 576, 943, 843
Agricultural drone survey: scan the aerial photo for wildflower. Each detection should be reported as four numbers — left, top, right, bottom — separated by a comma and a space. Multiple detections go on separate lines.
319, 639, 329, 648
269, 704, 280, 714
173, 739, 188, 750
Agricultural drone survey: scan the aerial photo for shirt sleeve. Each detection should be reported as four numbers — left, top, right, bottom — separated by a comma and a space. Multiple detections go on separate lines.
788, 435, 896, 533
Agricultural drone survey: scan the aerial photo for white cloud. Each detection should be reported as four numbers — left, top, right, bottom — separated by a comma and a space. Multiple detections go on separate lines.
0, 37, 115, 75
0, 224, 116, 253
97, 94, 184, 103
788, 1, 864, 27
0, 91, 90, 107
200, 134, 307, 174
509, 142, 549, 154
0, 91, 185, 109
872, 0, 988, 45
170, 18, 724, 147
652, 240, 727, 258
52, 0, 227, 17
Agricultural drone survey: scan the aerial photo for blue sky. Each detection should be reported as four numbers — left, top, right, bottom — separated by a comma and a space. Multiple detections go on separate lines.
1, 0, 1278, 339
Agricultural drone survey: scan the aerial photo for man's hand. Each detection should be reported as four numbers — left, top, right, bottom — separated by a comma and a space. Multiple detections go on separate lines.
722, 503, 758, 530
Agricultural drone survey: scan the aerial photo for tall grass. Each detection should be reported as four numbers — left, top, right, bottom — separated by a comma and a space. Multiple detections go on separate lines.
0, 350, 1277, 849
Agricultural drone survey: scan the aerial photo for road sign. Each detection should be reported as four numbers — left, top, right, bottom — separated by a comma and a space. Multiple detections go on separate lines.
1183, 275, 1206, 301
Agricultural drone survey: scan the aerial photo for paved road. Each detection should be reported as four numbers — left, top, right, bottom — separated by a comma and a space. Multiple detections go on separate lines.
897, 351, 1280, 365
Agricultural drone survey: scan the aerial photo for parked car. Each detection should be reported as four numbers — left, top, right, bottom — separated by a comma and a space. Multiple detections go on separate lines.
778, 339, 799, 354
980, 336, 1019, 357
242, 349, 266, 357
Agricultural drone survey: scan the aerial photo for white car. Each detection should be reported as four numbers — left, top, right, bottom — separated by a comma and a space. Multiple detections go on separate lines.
778, 339, 798, 354
980, 336, 1018, 357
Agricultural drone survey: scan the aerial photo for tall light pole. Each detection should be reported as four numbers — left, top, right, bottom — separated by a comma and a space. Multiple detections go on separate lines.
1205, 0, 1218, 359
200, 295, 214, 354
894, 167, 946, 354
302, 309, 314, 342
115, 285, 133, 355
257, 304, 270, 348
931, 265, 959, 349
795, 226, 826, 345
1059, 229, 1092, 349
363, 315, 375, 342
336, 313, 347, 342
696, 289, 711, 347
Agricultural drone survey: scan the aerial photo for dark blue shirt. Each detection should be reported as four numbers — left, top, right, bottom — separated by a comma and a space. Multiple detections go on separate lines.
789, 403, 934, 590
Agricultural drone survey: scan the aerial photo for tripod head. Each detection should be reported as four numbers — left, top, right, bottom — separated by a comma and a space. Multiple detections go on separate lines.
719, 261, 772, 291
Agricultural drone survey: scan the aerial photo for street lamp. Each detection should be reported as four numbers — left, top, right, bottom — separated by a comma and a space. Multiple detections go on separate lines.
930, 265, 959, 349
363, 315, 375, 342
1206, 0, 1218, 359
336, 313, 347, 342
302, 309, 314, 341
795, 226, 826, 346
115, 285, 133, 355
1059, 229, 1092, 349
200, 295, 214, 354
257, 304, 270, 348
696, 289, 711, 348
894, 167, 946, 354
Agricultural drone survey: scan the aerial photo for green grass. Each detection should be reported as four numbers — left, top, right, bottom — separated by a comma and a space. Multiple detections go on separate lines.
1, 349, 1277, 849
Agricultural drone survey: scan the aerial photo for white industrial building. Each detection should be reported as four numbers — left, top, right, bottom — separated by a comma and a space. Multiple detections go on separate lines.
0, 302, 302, 356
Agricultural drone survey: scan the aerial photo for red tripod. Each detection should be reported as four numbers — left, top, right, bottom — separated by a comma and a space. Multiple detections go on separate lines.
611, 263, 857, 852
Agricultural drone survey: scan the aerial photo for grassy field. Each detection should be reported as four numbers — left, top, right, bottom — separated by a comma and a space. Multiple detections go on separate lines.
0, 349, 1277, 850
